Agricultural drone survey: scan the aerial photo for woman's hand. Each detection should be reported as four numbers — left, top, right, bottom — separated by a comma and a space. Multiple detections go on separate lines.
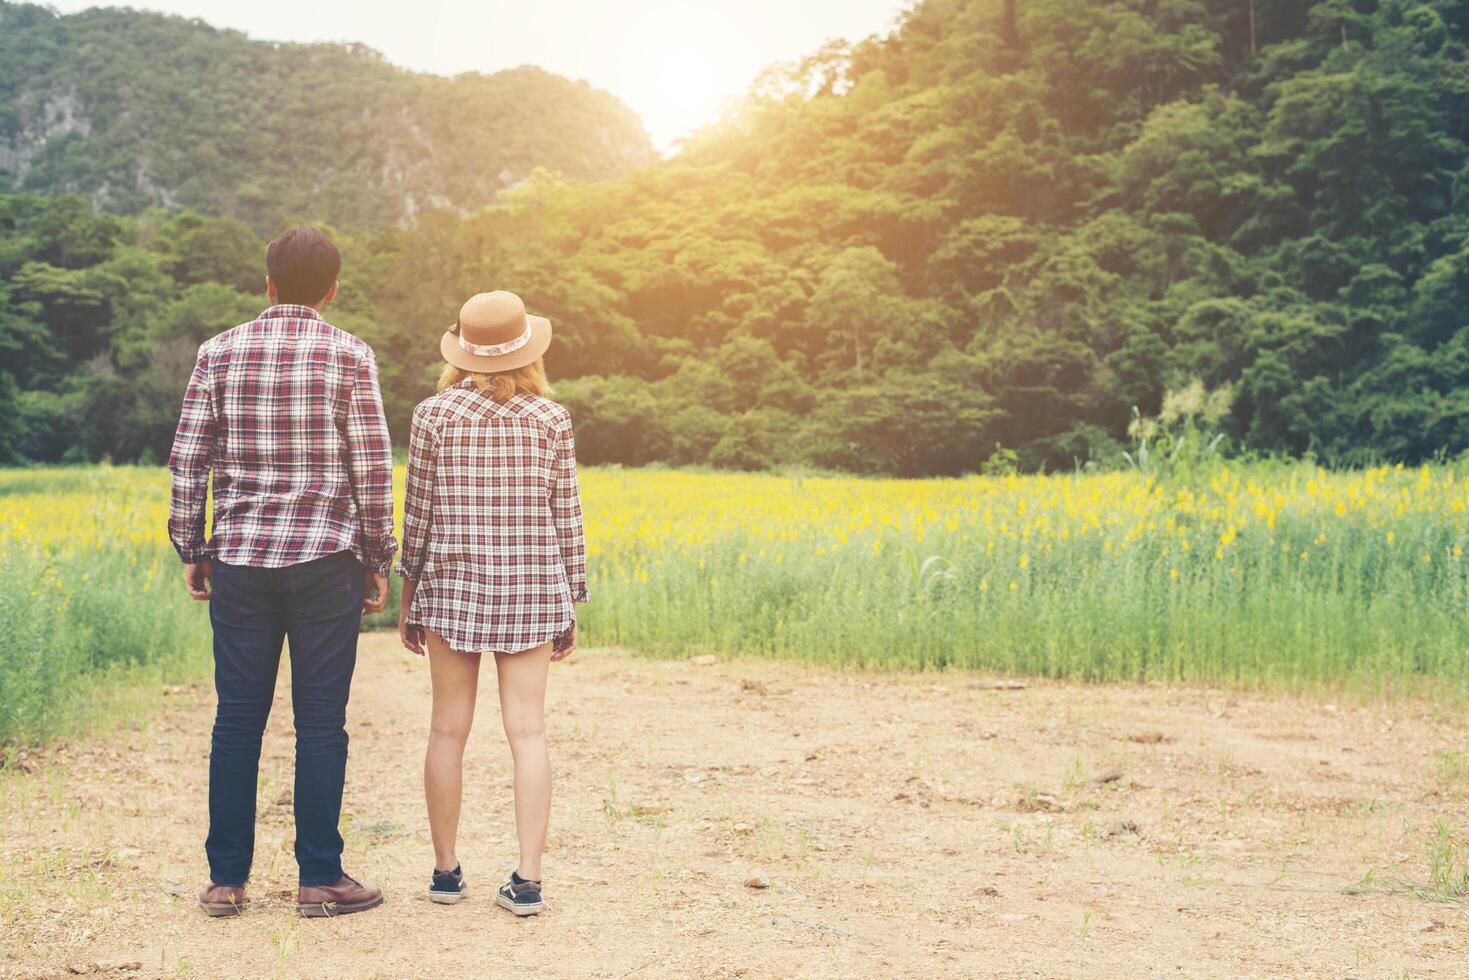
400, 615, 425, 657
398, 577, 424, 656
551, 620, 577, 662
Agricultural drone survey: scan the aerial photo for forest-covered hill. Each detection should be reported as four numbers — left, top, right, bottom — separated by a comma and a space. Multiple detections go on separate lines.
2, 0, 1467, 472
0, 3, 654, 230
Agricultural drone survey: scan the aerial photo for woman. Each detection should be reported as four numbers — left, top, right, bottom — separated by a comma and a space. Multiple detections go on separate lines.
396, 290, 587, 916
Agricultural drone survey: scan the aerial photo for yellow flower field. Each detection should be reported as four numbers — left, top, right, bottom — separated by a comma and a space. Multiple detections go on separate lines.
3, 462, 1468, 745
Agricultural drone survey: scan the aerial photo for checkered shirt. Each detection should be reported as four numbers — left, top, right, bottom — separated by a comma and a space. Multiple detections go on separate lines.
167, 305, 398, 574
396, 381, 588, 654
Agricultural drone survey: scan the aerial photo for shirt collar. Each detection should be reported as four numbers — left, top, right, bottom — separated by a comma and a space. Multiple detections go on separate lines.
259, 304, 325, 322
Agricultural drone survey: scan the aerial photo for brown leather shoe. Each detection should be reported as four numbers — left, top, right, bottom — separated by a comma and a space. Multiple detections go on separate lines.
297, 874, 383, 918
199, 882, 248, 917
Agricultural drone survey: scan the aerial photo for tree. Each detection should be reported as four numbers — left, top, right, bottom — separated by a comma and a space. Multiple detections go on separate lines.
157, 213, 264, 293
806, 247, 906, 375
3, 0, 1469, 470
805, 370, 997, 476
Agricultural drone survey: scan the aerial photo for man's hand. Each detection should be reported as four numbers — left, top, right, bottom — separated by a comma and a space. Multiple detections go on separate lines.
183, 560, 213, 601
363, 571, 389, 614
551, 620, 577, 662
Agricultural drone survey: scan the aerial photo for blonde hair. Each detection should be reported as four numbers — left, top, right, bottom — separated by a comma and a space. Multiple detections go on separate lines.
438, 358, 551, 402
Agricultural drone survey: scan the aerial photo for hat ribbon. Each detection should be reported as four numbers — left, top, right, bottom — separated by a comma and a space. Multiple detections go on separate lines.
458, 319, 532, 357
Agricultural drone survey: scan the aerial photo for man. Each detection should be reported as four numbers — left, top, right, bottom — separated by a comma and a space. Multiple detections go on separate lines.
167, 227, 396, 918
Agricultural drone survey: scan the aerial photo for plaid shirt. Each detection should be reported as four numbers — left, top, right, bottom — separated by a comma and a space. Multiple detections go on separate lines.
397, 382, 587, 654
167, 305, 397, 574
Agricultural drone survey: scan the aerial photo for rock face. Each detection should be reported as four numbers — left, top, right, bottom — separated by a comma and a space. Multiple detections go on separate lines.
0, 90, 91, 176
0, 2, 655, 231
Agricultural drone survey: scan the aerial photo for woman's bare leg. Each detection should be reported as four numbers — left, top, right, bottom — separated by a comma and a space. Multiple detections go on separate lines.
424, 629, 481, 873
494, 642, 553, 880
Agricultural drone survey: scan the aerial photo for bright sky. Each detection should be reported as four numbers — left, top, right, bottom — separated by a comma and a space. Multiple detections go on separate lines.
46, 0, 909, 150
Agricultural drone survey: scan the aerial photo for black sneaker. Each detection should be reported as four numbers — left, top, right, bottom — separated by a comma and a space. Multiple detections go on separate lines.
428, 865, 467, 905
495, 870, 544, 916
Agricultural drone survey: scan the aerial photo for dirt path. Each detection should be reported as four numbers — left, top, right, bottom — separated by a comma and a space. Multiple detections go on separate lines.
2, 636, 1467, 978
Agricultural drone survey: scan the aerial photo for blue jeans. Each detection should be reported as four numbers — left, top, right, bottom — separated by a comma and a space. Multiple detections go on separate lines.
205, 551, 364, 887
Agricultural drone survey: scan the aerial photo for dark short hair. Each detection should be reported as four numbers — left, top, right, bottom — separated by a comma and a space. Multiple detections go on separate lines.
265, 227, 341, 305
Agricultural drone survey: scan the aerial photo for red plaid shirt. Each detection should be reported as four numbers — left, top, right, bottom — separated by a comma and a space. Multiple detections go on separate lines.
167, 305, 397, 574
397, 382, 587, 653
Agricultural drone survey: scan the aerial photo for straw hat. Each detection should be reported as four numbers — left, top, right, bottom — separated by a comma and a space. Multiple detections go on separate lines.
440, 291, 552, 372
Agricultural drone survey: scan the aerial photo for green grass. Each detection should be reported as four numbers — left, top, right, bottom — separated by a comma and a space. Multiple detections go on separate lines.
584, 528, 1469, 687
572, 463, 1469, 692
1347, 821, 1469, 904
0, 536, 211, 753
4, 460, 1469, 751
0, 467, 212, 751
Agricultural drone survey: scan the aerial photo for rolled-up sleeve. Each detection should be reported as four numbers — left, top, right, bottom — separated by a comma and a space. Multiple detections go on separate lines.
345, 346, 398, 575
551, 415, 588, 603
395, 404, 437, 581
167, 344, 216, 563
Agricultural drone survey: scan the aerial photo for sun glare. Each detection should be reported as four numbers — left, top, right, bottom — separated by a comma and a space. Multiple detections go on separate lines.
635, 48, 739, 149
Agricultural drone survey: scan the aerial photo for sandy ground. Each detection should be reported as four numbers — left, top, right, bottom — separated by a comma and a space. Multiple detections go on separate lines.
1, 635, 1467, 979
